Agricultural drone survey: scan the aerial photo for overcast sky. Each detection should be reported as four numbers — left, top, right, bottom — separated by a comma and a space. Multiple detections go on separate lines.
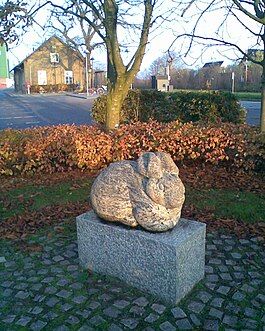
8, 1, 262, 72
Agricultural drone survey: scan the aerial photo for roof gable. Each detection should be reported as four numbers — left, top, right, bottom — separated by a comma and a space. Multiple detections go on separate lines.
12, 35, 84, 70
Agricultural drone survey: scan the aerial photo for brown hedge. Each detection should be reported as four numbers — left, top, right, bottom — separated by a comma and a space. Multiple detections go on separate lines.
0, 122, 264, 176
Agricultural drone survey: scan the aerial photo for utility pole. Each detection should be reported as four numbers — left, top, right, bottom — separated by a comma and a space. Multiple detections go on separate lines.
91, 57, 94, 88
231, 72, 235, 93
245, 60, 248, 83
85, 52, 89, 98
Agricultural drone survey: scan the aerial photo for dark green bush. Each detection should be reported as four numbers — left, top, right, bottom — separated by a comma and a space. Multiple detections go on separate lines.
91, 90, 171, 124
91, 89, 245, 125
168, 90, 245, 124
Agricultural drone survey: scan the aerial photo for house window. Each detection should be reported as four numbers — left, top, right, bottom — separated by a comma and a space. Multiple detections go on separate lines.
37, 70, 47, 85
65, 71, 73, 84
50, 53, 59, 63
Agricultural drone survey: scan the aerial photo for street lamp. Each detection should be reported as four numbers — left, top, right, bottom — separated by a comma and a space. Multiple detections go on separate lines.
245, 60, 248, 83
231, 72, 235, 93
90, 57, 94, 89
85, 52, 89, 98
166, 55, 173, 92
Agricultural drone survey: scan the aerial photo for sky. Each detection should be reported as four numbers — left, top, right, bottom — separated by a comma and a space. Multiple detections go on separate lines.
7, 1, 263, 74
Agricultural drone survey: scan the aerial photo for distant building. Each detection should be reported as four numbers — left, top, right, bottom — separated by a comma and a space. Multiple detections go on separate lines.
94, 70, 107, 87
202, 61, 224, 69
151, 75, 173, 92
151, 63, 174, 92
0, 44, 10, 88
201, 61, 225, 89
13, 36, 85, 93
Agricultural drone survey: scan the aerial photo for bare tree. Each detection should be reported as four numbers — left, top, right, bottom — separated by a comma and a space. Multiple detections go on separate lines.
148, 52, 183, 75
170, 0, 265, 131
133, 70, 152, 89
50, 0, 180, 131
46, 2, 103, 88
0, 1, 48, 46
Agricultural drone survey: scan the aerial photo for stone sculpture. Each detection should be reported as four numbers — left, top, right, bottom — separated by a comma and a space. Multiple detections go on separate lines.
90, 152, 185, 232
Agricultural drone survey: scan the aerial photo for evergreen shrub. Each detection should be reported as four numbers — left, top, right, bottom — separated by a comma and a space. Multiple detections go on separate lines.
91, 89, 245, 124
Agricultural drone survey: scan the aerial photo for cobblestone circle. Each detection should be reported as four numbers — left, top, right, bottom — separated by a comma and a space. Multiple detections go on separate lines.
0, 223, 264, 330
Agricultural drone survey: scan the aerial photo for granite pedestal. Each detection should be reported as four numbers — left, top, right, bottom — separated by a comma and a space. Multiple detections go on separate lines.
76, 211, 206, 305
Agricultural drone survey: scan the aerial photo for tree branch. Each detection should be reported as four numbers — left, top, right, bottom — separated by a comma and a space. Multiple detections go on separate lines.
232, 0, 265, 24
48, 1, 106, 41
169, 33, 263, 65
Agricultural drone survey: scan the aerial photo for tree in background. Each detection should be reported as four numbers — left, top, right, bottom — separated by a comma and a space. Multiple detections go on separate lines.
138, 52, 263, 92
0, 1, 48, 47
133, 69, 152, 89
135, 52, 185, 89
0, 1, 31, 45
171, 0, 265, 131
242, 50, 263, 91
148, 53, 180, 75
46, 1, 103, 88
170, 68, 194, 90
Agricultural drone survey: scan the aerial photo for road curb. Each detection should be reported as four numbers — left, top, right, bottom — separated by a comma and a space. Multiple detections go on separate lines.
64, 93, 97, 99
3, 91, 17, 97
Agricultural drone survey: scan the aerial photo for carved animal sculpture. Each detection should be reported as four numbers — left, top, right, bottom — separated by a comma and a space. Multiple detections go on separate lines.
90, 152, 185, 232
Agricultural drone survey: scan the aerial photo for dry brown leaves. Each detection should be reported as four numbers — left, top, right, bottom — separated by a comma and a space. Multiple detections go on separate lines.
180, 164, 265, 239
0, 169, 97, 191
179, 164, 265, 194
0, 164, 264, 240
182, 204, 265, 239
1, 201, 90, 240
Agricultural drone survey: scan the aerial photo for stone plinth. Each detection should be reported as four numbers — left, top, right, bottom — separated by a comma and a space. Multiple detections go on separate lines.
76, 211, 206, 305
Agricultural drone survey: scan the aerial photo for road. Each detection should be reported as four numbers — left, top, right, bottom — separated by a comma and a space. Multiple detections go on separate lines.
0, 89, 261, 130
240, 100, 261, 126
0, 89, 95, 130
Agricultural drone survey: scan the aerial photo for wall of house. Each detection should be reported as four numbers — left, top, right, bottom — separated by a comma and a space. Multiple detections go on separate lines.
22, 37, 85, 89
94, 71, 107, 87
0, 45, 10, 88
157, 78, 169, 91
14, 65, 25, 92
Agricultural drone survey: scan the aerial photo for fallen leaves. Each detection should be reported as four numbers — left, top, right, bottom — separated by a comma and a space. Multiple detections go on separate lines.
179, 164, 264, 194
0, 164, 264, 240
182, 204, 265, 239
14, 241, 44, 252
0, 201, 90, 240
0, 169, 97, 191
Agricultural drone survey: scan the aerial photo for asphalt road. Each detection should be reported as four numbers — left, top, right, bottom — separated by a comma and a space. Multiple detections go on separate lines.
0, 89, 261, 130
240, 100, 261, 126
0, 89, 95, 130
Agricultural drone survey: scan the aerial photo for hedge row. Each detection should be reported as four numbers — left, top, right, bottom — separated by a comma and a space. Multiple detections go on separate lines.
92, 90, 246, 125
0, 122, 264, 176
30, 84, 78, 94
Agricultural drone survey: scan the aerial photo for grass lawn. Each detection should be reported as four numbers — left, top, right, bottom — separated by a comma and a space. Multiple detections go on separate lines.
172, 89, 261, 101
1, 174, 264, 232
0, 179, 92, 219
234, 91, 261, 100
185, 187, 265, 223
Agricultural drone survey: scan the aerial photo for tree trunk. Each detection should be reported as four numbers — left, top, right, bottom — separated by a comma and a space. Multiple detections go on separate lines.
103, 0, 153, 131
106, 78, 131, 130
261, 69, 265, 132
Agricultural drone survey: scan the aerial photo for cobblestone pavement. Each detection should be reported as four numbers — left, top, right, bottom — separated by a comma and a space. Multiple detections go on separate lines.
0, 221, 264, 331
